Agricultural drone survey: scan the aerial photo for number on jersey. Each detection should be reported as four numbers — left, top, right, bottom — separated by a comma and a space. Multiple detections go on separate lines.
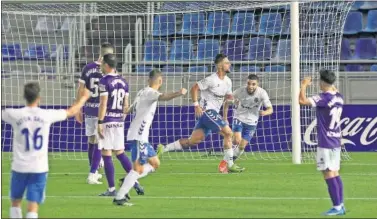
21, 128, 43, 151
329, 107, 342, 129
90, 78, 100, 97
111, 89, 126, 110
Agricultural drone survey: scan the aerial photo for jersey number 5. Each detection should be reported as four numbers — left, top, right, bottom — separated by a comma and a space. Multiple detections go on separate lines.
111, 89, 126, 110
90, 78, 100, 98
21, 128, 43, 151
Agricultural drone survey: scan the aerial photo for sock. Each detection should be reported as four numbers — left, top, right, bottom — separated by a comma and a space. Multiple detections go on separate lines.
138, 163, 155, 179
335, 176, 344, 206
116, 153, 132, 173
164, 140, 182, 152
223, 148, 234, 167
102, 155, 115, 188
116, 170, 139, 200
90, 145, 101, 173
26, 212, 38, 219
10, 207, 22, 218
233, 146, 244, 159
88, 143, 95, 167
325, 177, 341, 210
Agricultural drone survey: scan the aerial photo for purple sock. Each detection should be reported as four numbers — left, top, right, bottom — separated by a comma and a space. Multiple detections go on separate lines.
326, 177, 341, 207
102, 155, 115, 188
88, 143, 94, 166
116, 153, 132, 173
90, 145, 101, 173
335, 176, 344, 204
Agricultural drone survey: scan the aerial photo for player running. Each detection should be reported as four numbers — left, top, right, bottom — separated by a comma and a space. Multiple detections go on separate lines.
158, 54, 244, 173
219, 74, 273, 172
2, 82, 86, 218
76, 42, 114, 184
299, 70, 345, 216
113, 69, 187, 205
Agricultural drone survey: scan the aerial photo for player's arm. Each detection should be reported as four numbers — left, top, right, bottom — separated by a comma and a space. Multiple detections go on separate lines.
158, 88, 187, 101
123, 92, 130, 116
223, 87, 236, 123
299, 77, 313, 106
1, 109, 13, 124
74, 68, 87, 123
260, 91, 273, 116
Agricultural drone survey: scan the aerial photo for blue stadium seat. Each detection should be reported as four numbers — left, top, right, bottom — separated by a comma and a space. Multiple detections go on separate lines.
188, 66, 208, 73
343, 11, 363, 35
340, 38, 352, 60
360, 1, 377, 9
49, 45, 69, 60
169, 39, 192, 61
205, 12, 231, 35
23, 44, 49, 60
300, 38, 325, 60
135, 65, 154, 74
2, 44, 22, 61
370, 64, 377, 72
178, 13, 206, 35
362, 10, 377, 33
256, 13, 282, 35
195, 39, 220, 60
152, 14, 176, 37
275, 39, 291, 60
353, 38, 377, 59
143, 40, 168, 61
265, 65, 286, 72
245, 37, 272, 61
223, 39, 245, 61
281, 12, 290, 35
345, 64, 363, 72
229, 12, 255, 35
239, 65, 261, 73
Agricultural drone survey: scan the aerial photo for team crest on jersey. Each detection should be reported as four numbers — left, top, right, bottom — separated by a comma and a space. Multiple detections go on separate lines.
254, 98, 259, 103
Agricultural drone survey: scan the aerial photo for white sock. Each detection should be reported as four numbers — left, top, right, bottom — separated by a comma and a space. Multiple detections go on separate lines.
223, 148, 234, 167
334, 205, 342, 211
233, 147, 244, 158
10, 207, 22, 218
26, 212, 38, 219
164, 140, 182, 152
108, 187, 115, 192
138, 163, 155, 179
116, 170, 139, 200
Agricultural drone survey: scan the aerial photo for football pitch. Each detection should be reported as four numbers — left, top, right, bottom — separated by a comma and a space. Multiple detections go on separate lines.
1, 152, 376, 218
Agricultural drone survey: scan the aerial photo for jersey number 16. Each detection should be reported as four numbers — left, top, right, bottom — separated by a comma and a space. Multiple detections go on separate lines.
21, 128, 43, 151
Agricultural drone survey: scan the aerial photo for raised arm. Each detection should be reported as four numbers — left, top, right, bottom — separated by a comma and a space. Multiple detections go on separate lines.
299, 77, 312, 106
67, 88, 91, 118
158, 88, 187, 101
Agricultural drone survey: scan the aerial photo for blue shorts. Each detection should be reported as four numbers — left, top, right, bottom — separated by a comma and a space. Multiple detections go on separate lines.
130, 140, 157, 165
232, 118, 257, 142
194, 109, 227, 137
10, 171, 48, 204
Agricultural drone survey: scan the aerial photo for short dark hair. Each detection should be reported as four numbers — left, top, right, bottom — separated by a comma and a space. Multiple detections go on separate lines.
100, 42, 114, 56
214, 54, 227, 65
24, 82, 40, 104
319, 69, 336, 85
149, 69, 162, 80
103, 53, 117, 68
248, 74, 259, 81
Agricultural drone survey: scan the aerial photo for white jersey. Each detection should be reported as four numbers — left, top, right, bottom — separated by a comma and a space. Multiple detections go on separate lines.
197, 73, 232, 113
233, 86, 272, 125
127, 87, 162, 142
2, 107, 67, 173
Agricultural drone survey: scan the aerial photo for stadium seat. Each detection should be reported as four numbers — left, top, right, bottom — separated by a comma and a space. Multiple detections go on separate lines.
188, 66, 208, 73
256, 13, 282, 35
205, 12, 231, 35
35, 17, 59, 32
340, 38, 352, 60
162, 65, 184, 74
353, 38, 377, 59
351, 1, 365, 10
300, 38, 325, 60
169, 39, 192, 61
239, 65, 261, 73
2, 44, 22, 61
245, 37, 272, 61
370, 64, 377, 72
362, 10, 377, 33
345, 64, 363, 72
281, 12, 290, 35
223, 39, 245, 61
229, 12, 255, 35
275, 39, 291, 60
343, 11, 363, 35
135, 65, 154, 74
360, 1, 377, 9
152, 14, 176, 37
143, 40, 168, 61
23, 44, 49, 60
178, 12, 206, 35
265, 65, 286, 72
49, 45, 69, 60
195, 39, 220, 60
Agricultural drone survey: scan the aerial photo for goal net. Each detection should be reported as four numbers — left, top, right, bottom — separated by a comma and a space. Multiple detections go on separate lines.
1, 1, 353, 162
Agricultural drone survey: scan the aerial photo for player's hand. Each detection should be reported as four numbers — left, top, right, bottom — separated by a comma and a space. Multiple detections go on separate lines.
301, 76, 312, 86
180, 88, 188, 96
75, 111, 83, 124
195, 105, 204, 118
259, 110, 267, 116
97, 124, 104, 139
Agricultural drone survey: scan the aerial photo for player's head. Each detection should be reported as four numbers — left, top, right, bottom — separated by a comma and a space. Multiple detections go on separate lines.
24, 81, 41, 105
148, 69, 163, 89
214, 54, 231, 74
246, 74, 259, 94
101, 53, 117, 74
100, 42, 114, 57
319, 69, 336, 91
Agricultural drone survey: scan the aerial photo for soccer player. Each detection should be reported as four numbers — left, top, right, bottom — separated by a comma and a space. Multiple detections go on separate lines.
76, 42, 114, 184
96, 53, 142, 196
219, 74, 273, 172
158, 54, 244, 173
113, 69, 187, 205
2, 82, 86, 218
299, 70, 345, 216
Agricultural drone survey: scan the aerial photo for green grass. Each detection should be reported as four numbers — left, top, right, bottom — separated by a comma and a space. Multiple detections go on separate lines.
2, 152, 377, 218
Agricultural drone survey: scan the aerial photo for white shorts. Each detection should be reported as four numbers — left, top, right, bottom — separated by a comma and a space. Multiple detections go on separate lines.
316, 147, 341, 171
97, 122, 125, 151
85, 117, 98, 136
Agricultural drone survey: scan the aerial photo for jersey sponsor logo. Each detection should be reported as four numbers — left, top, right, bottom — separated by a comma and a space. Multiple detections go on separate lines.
105, 112, 123, 117
105, 123, 123, 129
85, 102, 100, 108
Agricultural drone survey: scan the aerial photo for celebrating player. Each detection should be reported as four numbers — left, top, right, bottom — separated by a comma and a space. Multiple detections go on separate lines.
113, 69, 187, 205
2, 82, 86, 218
299, 70, 345, 216
158, 54, 244, 173
76, 42, 114, 184
219, 74, 273, 172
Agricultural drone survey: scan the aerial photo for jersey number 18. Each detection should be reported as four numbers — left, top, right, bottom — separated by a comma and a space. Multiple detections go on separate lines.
111, 89, 126, 110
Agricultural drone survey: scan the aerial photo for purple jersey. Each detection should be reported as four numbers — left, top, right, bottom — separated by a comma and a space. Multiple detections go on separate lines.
99, 73, 129, 123
309, 91, 344, 149
79, 61, 102, 117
